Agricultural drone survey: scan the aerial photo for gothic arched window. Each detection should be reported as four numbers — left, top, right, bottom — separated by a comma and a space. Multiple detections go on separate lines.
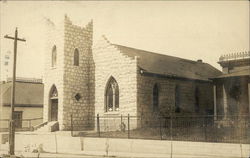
105, 77, 119, 112
51, 45, 57, 67
153, 84, 159, 111
195, 86, 200, 113
175, 85, 180, 113
74, 48, 79, 66
50, 85, 58, 99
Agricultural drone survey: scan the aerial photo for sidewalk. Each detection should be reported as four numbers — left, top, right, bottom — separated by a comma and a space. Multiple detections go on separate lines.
1, 131, 249, 158
0, 151, 101, 158
0, 147, 245, 158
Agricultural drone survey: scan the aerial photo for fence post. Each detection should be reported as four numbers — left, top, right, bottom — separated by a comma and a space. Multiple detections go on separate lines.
128, 114, 130, 139
71, 114, 73, 137
97, 114, 100, 137
170, 116, 173, 141
120, 114, 123, 128
204, 117, 207, 141
141, 111, 143, 128
29, 120, 32, 131
170, 115, 173, 158
214, 118, 217, 142
159, 117, 162, 140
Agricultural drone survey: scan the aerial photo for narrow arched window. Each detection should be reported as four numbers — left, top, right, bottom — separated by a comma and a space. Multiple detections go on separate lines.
50, 85, 58, 99
195, 86, 200, 113
51, 45, 57, 67
175, 85, 180, 113
153, 84, 159, 111
105, 77, 119, 112
74, 48, 79, 66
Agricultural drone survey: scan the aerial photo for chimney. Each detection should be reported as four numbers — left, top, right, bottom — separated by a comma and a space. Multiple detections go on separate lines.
197, 59, 203, 63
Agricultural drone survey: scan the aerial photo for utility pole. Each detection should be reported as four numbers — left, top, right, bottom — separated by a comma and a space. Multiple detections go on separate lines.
4, 28, 26, 155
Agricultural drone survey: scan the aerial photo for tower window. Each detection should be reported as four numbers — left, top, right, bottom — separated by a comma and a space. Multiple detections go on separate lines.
51, 45, 57, 67
74, 48, 79, 66
105, 77, 119, 112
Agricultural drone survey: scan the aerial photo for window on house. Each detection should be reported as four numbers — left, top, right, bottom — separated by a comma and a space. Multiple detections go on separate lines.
14, 111, 23, 128
5, 55, 10, 59
175, 85, 180, 113
195, 87, 200, 113
51, 45, 57, 67
105, 77, 119, 112
74, 48, 79, 66
153, 84, 159, 111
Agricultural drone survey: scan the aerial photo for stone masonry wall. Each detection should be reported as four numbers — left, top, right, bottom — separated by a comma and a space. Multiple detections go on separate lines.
43, 16, 94, 130
62, 16, 94, 130
43, 16, 65, 130
137, 72, 214, 127
93, 36, 138, 131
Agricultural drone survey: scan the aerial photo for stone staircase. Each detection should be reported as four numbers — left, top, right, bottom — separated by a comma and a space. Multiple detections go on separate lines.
35, 121, 59, 132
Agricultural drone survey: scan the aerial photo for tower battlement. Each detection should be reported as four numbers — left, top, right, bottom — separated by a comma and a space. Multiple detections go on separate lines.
43, 15, 94, 130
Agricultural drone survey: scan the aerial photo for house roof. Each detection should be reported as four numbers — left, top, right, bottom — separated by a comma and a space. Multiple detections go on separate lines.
211, 68, 250, 79
114, 44, 222, 81
0, 81, 44, 107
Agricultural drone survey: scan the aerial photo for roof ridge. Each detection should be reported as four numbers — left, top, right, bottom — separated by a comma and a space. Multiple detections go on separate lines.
112, 43, 221, 80
113, 44, 204, 64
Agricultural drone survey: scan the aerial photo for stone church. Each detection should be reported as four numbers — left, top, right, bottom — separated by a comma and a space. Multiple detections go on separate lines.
43, 15, 221, 131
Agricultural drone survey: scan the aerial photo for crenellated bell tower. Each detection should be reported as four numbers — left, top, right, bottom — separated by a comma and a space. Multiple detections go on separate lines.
43, 15, 95, 130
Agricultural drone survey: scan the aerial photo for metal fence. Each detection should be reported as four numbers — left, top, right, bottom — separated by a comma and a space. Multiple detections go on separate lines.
71, 114, 250, 144
0, 118, 43, 132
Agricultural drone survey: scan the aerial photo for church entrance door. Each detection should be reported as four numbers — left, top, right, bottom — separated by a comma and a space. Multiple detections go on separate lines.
51, 99, 58, 121
49, 85, 58, 121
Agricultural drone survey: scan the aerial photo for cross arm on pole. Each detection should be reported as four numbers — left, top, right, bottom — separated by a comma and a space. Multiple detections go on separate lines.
4, 35, 26, 42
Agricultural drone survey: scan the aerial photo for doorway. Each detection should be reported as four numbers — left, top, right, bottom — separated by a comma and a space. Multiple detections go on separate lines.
14, 111, 22, 128
49, 85, 58, 121
51, 99, 58, 121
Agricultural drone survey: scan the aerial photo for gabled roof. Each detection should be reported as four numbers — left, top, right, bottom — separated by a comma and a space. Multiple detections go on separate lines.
113, 44, 222, 81
0, 81, 44, 107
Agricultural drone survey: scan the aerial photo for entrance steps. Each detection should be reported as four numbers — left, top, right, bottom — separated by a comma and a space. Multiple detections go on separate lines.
35, 121, 59, 132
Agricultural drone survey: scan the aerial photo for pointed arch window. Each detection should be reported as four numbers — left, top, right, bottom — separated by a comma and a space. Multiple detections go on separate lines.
153, 84, 159, 111
195, 86, 200, 113
51, 45, 57, 67
175, 85, 181, 113
50, 85, 58, 99
105, 77, 119, 112
74, 48, 79, 66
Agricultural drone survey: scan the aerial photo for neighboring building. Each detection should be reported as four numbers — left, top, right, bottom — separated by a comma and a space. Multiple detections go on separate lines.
0, 51, 12, 82
0, 78, 44, 131
212, 52, 250, 120
43, 15, 221, 131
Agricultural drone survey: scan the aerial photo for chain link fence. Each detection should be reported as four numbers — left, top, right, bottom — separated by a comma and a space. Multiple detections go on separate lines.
71, 114, 249, 144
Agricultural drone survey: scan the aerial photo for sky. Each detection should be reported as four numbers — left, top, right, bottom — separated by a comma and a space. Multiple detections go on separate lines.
0, 1, 249, 80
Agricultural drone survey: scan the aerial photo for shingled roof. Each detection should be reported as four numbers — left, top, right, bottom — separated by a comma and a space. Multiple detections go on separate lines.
113, 44, 222, 81
0, 81, 43, 107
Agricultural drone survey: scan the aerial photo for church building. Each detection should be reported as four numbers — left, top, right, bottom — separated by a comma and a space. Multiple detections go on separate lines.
43, 15, 221, 131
